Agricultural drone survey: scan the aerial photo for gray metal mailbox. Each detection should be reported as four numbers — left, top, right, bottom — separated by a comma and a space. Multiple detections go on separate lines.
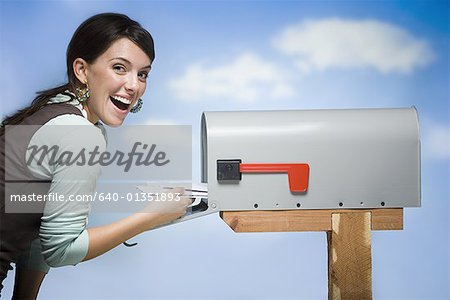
200, 107, 420, 212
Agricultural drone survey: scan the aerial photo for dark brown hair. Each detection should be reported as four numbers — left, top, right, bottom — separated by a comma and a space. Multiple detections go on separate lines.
1, 13, 155, 131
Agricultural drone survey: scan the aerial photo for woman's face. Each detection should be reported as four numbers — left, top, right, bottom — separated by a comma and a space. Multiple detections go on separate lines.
82, 37, 151, 126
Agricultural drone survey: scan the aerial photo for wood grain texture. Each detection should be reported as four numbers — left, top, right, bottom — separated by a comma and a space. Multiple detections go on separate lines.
327, 212, 372, 300
220, 209, 402, 232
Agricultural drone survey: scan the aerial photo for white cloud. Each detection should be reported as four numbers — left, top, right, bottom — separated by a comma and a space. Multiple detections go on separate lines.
422, 121, 450, 160
273, 18, 434, 74
168, 52, 295, 102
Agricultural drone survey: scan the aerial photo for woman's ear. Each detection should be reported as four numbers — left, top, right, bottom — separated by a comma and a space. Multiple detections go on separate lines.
73, 58, 89, 84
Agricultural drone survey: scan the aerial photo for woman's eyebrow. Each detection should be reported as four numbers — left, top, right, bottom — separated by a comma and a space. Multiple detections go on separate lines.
109, 57, 151, 69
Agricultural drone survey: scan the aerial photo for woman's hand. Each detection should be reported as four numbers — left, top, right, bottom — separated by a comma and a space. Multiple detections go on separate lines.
139, 187, 192, 230
83, 188, 192, 262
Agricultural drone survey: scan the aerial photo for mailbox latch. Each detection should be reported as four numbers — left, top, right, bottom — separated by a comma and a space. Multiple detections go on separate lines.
217, 159, 242, 181
217, 160, 310, 192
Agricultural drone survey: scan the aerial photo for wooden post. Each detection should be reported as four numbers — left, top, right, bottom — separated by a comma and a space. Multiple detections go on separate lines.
220, 209, 403, 299
327, 212, 372, 299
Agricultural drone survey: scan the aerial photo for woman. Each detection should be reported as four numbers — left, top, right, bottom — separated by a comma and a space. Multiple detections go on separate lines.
0, 13, 191, 298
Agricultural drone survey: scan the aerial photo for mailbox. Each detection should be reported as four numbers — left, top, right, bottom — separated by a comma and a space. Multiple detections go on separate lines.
201, 108, 420, 212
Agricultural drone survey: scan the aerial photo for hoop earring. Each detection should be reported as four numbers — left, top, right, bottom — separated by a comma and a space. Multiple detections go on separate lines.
76, 82, 90, 103
130, 98, 143, 113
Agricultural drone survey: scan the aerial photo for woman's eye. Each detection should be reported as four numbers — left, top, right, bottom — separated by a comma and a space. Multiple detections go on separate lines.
138, 72, 148, 80
113, 65, 126, 72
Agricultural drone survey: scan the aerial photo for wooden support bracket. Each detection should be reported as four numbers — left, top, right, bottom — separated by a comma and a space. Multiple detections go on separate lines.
220, 209, 403, 300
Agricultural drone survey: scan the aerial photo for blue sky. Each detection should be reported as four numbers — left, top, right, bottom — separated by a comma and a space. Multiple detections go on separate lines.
1, 1, 449, 299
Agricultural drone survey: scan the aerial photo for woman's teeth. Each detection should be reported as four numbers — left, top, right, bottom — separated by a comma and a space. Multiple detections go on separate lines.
112, 95, 131, 104
110, 96, 131, 111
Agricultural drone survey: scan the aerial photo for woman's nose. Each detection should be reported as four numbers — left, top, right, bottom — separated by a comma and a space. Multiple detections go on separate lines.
125, 74, 139, 92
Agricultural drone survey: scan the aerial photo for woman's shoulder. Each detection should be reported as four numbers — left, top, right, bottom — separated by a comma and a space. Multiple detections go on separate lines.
20, 103, 83, 126
45, 113, 107, 142
45, 111, 91, 126
31, 111, 106, 152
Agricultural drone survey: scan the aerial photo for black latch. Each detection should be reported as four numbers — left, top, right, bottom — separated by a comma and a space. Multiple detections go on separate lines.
217, 159, 242, 181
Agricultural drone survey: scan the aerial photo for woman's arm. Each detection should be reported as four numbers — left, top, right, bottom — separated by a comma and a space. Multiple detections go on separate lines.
35, 122, 103, 267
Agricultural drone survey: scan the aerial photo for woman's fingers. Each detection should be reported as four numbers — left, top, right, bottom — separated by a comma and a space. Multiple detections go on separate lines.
139, 186, 194, 228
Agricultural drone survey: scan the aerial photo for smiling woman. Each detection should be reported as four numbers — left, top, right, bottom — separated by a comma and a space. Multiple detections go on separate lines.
0, 13, 192, 299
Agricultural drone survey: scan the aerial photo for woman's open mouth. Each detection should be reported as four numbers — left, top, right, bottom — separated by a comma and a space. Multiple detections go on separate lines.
110, 95, 131, 111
